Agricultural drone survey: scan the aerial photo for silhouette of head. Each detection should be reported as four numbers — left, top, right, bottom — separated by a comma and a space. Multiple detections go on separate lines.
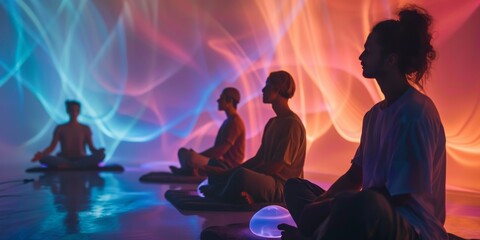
368, 5, 436, 90
221, 87, 241, 109
266, 71, 296, 99
65, 100, 81, 119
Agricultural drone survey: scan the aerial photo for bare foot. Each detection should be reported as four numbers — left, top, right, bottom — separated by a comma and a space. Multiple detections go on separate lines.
240, 191, 254, 204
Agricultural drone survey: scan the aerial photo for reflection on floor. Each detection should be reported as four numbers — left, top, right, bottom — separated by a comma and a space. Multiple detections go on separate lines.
0, 170, 479, 239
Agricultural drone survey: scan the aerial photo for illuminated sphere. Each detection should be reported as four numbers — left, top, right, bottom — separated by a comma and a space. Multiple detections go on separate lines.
196, 178, 209, 197
249, 205, 296, 238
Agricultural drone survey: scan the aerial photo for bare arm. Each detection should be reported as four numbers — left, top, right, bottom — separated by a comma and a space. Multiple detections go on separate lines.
200, 142, 232, 159
316, 163, 363, 201
32, 130, 60, 162
86, 135, 99, 153
86, 128, 104, 154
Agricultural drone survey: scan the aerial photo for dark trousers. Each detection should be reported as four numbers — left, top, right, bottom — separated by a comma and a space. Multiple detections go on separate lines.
284, 178, 419, 239
39, 152, 105, 168
208, 167, 282, 203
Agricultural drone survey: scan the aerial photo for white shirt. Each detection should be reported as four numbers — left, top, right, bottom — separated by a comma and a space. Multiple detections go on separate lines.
352, 88, 447, 240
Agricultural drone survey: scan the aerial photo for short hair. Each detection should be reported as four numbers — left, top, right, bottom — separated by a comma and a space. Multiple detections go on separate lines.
371, 5, 436, 90
222, 87, 241, 109
65, 100, 81, 113
267, 70, 296, 99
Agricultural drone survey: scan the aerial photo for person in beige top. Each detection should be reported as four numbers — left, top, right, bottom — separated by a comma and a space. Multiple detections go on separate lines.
32, 100, 105, 168
200, 71, 306, 204
170, 87, 246, 176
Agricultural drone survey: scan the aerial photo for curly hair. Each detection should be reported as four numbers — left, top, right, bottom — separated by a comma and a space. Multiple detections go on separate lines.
372, 5, 436, 90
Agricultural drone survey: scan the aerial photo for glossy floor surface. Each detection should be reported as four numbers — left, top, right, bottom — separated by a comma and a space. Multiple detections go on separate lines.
1, 167, 479, 240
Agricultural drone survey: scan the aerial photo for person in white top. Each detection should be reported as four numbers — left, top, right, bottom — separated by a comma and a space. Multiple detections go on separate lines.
279, 5, 447, 240
32, 100, 105, 168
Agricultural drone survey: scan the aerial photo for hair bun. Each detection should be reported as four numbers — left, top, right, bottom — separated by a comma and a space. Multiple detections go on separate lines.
399, 6, 431, 33
371, 4, 436, 90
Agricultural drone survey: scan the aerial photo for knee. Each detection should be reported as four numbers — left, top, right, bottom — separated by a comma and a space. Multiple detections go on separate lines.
178, 148, 192, 161
334, 190, 388, 214
39, 155, 54, 163
284, 178, 306, 195
230, 167, 249, 183
96, 153, 105, 161
178, 148, 188, 158
285, 178, 303, 190
355, 189, 389, 209
38, 157, 48, 165
93, 151, 105, 161
39, 155, 62, 167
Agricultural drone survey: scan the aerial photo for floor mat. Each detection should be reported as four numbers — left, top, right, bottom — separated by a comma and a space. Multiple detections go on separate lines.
165, 189, 285, 212
26, 164, 124, 172
201, 224, 469, 240
201, 223, 264, 240
139, 171, 206, 183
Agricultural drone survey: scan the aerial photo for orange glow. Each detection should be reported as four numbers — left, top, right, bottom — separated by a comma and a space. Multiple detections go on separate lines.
1, 0, 479, 192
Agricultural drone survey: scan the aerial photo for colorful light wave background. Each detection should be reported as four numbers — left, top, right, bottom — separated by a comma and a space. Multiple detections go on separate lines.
0, 0, 479, 191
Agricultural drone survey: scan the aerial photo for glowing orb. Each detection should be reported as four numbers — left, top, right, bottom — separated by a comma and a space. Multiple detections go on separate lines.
249, 205, 296, 238
197, 178, 209, 197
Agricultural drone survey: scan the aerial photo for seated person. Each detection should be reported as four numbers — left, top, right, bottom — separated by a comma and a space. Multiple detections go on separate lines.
200, 70, 306, 204
31, 100, 105, 168
279, 6, 447, 240
170, 87, 246, 176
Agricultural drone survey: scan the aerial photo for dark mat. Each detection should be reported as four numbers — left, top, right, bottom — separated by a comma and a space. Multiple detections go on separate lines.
201, 224, 469, 240
139, 172, 206, 184
26, 164, 124, 173
165, 189, 285, 212
201, 223, 266, 240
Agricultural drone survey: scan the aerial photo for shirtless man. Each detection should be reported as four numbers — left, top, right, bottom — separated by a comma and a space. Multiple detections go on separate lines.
32, 100, 105, 168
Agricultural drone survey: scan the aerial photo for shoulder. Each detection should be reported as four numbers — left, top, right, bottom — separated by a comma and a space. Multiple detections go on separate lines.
55, 123, 68, 131
364, 103, 380, 120
224, 115, 245, 132
277, 113, 305, 130
78, 122, 90, 128
79, 123, 92, 132
227, 114, 245, 126
399, 89, 440, 121
290, 113, 305, 126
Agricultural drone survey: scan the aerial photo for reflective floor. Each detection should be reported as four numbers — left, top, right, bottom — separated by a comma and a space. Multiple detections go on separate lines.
1, 168, 479, 240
